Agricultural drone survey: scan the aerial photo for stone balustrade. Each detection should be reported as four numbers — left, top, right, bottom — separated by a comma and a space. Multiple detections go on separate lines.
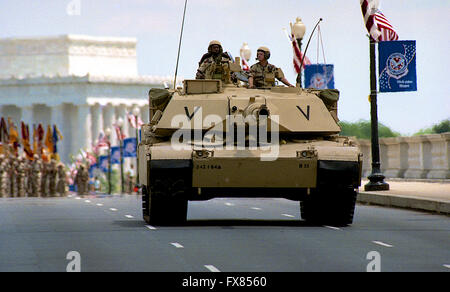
357, 133, 450, 179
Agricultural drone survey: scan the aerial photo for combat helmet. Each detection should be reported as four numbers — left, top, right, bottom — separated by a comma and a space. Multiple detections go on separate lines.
208, 40, 223, 54
257, 46, 271, 60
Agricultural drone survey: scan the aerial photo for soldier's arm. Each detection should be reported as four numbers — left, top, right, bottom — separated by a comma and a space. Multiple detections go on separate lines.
276, 68, 294, 87
196, 60, 210, 79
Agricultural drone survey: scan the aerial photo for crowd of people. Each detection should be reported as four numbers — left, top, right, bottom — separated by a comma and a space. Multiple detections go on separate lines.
0, 154, 67, 198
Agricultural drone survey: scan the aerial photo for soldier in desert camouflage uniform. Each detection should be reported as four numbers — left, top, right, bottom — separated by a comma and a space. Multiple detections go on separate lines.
41, 160, 49, 197
0, 155, 5, 197
56, 163, 67, 196
248, 46, 294, 88
196, 40, 232, 83
48, 159, 57, 197
25, 159, 33, 197
75, 164, 89, 196
16, 157, 26, 197
8, 155, 17, 197
31, 155, 43, 197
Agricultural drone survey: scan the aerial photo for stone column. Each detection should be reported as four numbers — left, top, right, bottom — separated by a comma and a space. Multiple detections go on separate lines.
73, 104, 92, 155
50, 104, 66, 161
103, 104, 117, 146
90, 103, 104, 144
116, 104, 129, 140
21, 106, 34, 127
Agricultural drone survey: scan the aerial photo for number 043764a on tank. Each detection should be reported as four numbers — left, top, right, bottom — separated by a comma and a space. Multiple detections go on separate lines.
138, 78, 362, 227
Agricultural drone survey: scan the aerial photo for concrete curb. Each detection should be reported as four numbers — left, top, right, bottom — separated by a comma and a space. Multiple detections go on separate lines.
357, 192, 450, 215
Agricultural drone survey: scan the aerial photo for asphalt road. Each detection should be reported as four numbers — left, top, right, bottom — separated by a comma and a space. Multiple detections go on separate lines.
0, 194, 449, 272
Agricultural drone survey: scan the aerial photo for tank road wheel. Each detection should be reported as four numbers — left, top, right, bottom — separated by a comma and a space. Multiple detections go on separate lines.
146, 177, 188, 226
300, 187, 357, 226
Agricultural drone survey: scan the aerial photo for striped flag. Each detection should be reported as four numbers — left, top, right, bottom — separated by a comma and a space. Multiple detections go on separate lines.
127, 112, 144, 129
290, 34, 311, 74
361, 0, 399, 42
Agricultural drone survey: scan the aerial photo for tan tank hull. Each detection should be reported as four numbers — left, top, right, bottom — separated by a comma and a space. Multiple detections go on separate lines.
139, 80, 362, 226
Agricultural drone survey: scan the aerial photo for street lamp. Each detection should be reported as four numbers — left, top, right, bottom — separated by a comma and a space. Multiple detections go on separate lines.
116, 117, 125, 194
364, 39, 389, 191
291, 17, 306, 87
240, 42, 251, 62
132, 106, 140, 191
105, 127, 112, 194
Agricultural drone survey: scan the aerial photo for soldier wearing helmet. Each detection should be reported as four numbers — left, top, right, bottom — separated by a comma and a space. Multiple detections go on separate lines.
196, 40, 232, 82
248, 46, 294, 88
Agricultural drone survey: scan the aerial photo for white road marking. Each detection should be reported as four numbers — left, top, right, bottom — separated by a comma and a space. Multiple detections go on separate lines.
125, 215, 134, 218
224, 202, 235, 206
75, 197, 81, 200
96, 203, 103, 206
443, 264, 450, 269
84, 200, 91, 203
372, 241, 394, 248
109, 208, 118, 211
146, 225, 157, 230
171, 242, 184, 248
251, 207, 262, 210
324, 225, 341, 230
204, 265, 221, 272
282, 214, 295, 218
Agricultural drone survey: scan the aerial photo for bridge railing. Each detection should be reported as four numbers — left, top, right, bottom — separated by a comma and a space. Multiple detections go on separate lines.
356, 133, 450, 179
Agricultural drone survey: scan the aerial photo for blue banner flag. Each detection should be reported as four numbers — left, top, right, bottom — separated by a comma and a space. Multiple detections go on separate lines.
111, 146, 120, 164
123, 137, 137, 158
98, 155, 109, 172
378, 40, 417, 92
304, 64, 334, 89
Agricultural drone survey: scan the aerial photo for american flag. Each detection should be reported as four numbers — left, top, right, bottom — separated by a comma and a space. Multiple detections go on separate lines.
114, 124, 126, 141
127, 112, 144, 129
291, 34, 311, 74
240, 53, 250, 72
361, 0, 399, 42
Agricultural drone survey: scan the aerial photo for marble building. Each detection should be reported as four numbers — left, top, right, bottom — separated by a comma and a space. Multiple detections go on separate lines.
0, 34, 174, 163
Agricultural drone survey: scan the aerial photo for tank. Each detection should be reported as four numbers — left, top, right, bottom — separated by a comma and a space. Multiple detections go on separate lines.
138, 57, 362, 226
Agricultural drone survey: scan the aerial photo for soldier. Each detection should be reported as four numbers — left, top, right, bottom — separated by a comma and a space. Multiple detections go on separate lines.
56, 163, 67, 196
48, 159, 57, 197
1, 155, 10, 197
41, 159, 49, 197
196, 40, 232, 82
8, 154, 16, 197
16, 157, 26, 197
31, 155, 43, 197
74, 164, 89, 196
248, 46, 294, 89
0, 154, 5, 198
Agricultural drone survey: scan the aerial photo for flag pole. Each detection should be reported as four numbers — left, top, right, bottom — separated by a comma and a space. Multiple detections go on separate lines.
364, 39, 389, 191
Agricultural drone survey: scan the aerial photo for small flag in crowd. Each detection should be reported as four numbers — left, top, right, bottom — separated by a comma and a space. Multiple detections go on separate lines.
361, 0, 399, 42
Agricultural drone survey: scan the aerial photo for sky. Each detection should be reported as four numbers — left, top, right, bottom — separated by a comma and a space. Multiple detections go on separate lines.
0, 0, 449, 135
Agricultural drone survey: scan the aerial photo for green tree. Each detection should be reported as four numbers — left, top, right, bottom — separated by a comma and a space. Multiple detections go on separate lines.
339, 120, 400, 139
432, 119, 450, 133
413, 119, 450, 136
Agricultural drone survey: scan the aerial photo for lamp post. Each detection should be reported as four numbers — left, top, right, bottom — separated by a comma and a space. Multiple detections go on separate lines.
240, 42, 251, 62
132, 106, 140, 190
364, 39, 389, 191
105, 127, 112, 194
116, 117, 125, 194
291, 17, 306, 88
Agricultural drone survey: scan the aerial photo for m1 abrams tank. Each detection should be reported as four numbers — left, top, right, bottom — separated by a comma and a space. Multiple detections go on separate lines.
138, 58, 362, 226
